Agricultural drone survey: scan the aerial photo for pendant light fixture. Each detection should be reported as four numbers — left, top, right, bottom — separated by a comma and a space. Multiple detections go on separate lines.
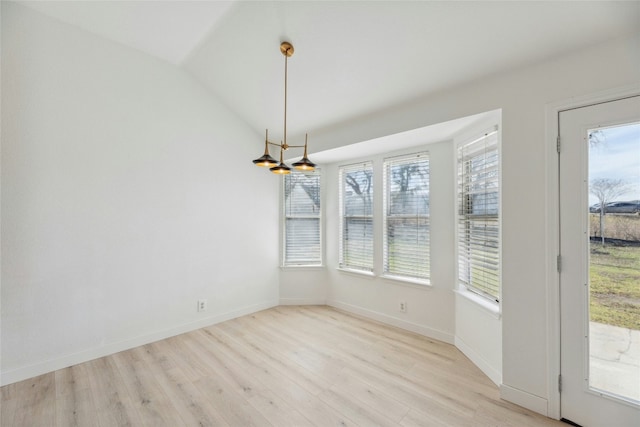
252, 42, 316, 174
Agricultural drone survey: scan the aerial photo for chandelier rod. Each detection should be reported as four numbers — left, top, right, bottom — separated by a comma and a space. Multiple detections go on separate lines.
283, 43, 289, 150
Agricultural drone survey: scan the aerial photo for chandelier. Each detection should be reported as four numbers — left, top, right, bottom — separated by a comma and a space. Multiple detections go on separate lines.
252, 42, 316, 174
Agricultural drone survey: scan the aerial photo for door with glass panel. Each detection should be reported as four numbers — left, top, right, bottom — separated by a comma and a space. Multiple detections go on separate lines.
559, 95, 640, 426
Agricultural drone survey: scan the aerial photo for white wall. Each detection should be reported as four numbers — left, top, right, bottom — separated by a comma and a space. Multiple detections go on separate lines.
279, 267, 327, 305
323, 141, 457, 344
1, 3, 280, 385
290, 33, 640, 415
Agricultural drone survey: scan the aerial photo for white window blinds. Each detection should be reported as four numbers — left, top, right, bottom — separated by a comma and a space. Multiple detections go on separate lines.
383, 153, 430, 281
457, 130, 500, 301
283, 170, 321, 266
339, 162, 374, 271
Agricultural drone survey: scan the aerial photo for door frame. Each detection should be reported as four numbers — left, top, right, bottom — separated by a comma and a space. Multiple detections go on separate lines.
544, 84, 640, 420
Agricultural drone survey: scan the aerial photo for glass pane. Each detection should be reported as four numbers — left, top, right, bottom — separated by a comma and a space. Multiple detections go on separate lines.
340, 164, 374, 270
285, 218, 320, 263
343, 217, 373, 270
588, 122, 640, 403
385, 217, 429, 278
384, 155, 430, 280
284, 173, 320, 216
283, 171, 321, 265
344, 169, 373, 216
387, 158, 429, 216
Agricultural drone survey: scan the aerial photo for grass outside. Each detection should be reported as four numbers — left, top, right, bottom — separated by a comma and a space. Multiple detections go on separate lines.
590, 213, 640, 241
590, 243, 640, 330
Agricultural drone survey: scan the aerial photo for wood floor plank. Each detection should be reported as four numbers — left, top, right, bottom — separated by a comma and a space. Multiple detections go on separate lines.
263, 307, 417, 381
203, 325, 352, 426
214, 320, 330, 395
55, 364, 100, 427
220, 315, 334, 392
159, 335, 212, 382
193, 374, 273, 427
329, 373, 411, 422
0, 396, 20, 426
318, 387, 399, 427
307, 306, 460, 362
400, 407, 473, 427
244, 311, 348, 383
85, 356, 144, 427
473, 398, 565, 427
5, 373, 56, 426
0, 305, 566, 427
134, 343, 231, 427
111, 350, 186, 426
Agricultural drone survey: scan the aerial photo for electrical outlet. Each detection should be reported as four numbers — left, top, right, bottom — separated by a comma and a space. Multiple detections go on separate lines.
197, 299, 208, 312
399, 301, 407, 313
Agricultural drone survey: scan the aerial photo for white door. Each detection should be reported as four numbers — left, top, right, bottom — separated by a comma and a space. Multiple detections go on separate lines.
559, 95, 640, 426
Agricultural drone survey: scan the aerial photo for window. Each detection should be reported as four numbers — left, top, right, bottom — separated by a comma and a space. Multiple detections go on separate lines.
383, 153, 430, 282
339, 162, 374, 272
283, 170, 321, 266
457, 129, 500, 301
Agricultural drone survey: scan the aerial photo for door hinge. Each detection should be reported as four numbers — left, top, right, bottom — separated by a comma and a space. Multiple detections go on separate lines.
557, 254, 562, 273
558, 374, 562, 393
557, 135, 561, 153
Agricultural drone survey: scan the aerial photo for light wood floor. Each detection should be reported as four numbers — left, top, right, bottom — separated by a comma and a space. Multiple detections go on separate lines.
1, 305, 564, 426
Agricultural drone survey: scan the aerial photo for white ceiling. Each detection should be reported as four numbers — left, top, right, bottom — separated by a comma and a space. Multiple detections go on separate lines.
17, 1, 640, 147
20, 1, 236, 64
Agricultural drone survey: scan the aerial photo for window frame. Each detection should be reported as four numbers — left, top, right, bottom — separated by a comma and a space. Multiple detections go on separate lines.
456, 127, 501, 304
338, 162, 375, 273
281, 169, 323, 268
382, 152, 431, 285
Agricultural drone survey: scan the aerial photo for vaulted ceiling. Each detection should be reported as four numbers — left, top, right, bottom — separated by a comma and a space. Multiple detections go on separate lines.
18, 1, 640, 143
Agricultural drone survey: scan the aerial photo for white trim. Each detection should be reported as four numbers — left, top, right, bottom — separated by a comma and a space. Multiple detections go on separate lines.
336, 267, 375, 277
454, 288, 501, 319
544, 84, 640, 420
279, 265, 325, 271
380, 274, 431, 288
279, 297, 327, 305
327, 299, 454, 344
0, 299, 278, 387
500, 384, 549, 416
455, 335, 501, 386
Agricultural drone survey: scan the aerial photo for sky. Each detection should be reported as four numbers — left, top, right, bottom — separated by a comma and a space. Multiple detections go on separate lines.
588, 122, 640, 205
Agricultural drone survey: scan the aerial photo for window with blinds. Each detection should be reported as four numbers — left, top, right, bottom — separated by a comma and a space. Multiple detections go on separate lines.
383, 153, 430, 282
339, 162, 374, 272
283, 170, 321, 266
457, 130, 500, 301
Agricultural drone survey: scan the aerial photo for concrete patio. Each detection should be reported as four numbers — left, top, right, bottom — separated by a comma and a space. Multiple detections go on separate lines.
590, 321, 640, 403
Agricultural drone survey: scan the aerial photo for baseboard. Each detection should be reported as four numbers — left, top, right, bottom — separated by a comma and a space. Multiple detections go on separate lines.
0, 299, 279, 386
327, 299, 454, 344
500, 384, 549, 417
454, 336, 502, 386
279, 297, 327, 305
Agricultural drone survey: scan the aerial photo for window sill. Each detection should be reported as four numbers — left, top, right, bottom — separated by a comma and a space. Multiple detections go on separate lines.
455, 287, 501, 319
381, 274, 431, 288
337, 267, 375, 278
280, 265, 325, 271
